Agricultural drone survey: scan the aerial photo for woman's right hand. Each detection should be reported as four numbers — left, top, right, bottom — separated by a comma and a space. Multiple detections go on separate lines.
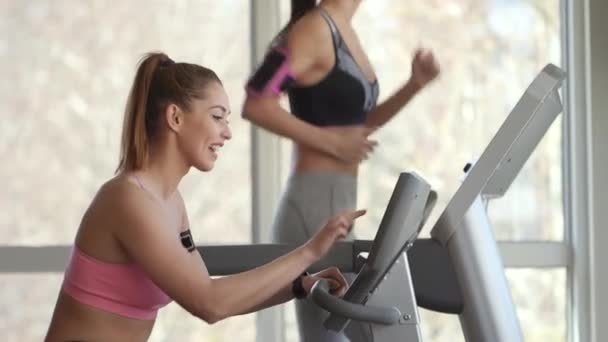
326, 126, 378, 164
303, 209, 367, 262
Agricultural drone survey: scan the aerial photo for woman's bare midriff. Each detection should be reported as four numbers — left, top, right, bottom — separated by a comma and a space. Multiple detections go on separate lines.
294, 144, 358, 176
45, 291, 155, 342
293, 125, 364, 175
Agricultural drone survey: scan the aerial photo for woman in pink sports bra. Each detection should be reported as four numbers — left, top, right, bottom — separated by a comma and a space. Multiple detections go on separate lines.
44, 52, 366, 342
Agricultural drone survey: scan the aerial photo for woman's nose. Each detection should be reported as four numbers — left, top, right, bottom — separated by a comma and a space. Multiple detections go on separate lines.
222, 125, 232, 140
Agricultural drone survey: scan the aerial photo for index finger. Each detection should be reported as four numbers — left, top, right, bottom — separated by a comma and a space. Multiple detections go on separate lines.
343, 209, 367, 221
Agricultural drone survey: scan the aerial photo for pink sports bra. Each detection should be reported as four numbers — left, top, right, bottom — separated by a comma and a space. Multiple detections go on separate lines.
62, 246, 171, 320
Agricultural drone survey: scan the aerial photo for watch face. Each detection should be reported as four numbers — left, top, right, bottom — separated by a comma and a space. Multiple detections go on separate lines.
180, 230, 196, 252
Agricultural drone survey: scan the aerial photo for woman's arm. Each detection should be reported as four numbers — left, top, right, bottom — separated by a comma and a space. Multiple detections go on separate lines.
233, 267, 350, 315
177, 192, 295, 315
366, 49, 440, 131
242, 13, 340, 157
109, 184, 362, 324
365, 79, 423, 129
243, 96, 340, 157
233, 283, 295, 315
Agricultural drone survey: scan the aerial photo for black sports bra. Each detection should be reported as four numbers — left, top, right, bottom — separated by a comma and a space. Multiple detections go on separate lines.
288, 9, 379, 126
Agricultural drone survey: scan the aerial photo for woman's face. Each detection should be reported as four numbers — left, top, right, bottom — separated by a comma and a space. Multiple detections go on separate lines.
176, 82, 232, 172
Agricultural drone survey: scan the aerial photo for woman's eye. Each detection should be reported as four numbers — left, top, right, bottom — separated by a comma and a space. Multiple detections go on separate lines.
211, 113, 229, 124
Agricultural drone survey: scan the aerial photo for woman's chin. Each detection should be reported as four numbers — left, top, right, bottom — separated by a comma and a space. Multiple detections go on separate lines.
194, 160, 215, 172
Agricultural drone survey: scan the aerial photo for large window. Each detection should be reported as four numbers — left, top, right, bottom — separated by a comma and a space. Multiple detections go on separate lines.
355, 1, 565, 341
0, 1, 252, 341
354, 1, 564, 341
353, 0, 562, 241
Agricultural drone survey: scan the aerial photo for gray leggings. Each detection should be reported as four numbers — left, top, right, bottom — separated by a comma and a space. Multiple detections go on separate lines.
272, 173, 371, 342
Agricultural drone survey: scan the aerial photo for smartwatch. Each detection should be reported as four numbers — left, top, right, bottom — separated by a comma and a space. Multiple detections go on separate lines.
292, 272, 310, 300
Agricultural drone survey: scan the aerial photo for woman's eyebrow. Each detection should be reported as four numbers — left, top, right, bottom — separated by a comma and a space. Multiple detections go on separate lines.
207, 105, 231, 115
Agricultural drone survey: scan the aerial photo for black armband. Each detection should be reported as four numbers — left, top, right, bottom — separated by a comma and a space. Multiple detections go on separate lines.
179, 229, 196, 253
246, 47, 296, 97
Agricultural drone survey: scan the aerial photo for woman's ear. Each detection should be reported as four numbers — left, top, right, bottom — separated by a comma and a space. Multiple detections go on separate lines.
165, 104, 183, 133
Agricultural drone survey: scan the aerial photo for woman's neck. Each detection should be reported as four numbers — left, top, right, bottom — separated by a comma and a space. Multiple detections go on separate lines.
136, 142, 189, 200
321, 0, 360, 22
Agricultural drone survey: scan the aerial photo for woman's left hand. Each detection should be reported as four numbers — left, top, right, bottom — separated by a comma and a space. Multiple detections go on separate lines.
410, 48, 440, 88
302, 267, 349, 298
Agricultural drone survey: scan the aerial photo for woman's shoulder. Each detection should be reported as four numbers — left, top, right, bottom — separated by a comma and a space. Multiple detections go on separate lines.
97, 173, 138, 197
285, 9, 332, 47
91, 174, 148, 212
76, 175, 156, 261
74, 175, 142, 241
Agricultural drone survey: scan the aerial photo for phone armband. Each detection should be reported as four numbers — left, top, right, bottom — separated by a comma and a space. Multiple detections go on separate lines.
246, 47, 296, 97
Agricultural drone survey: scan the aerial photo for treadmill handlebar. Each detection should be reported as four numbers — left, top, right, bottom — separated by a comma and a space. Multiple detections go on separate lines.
310, 279, 401, 326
